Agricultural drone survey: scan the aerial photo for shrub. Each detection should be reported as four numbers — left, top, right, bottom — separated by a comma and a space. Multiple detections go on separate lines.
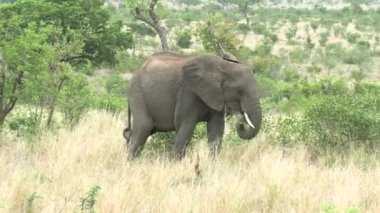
92, 93, 126, 112
282, 65, 300, 82
59, 74, 92, 127
307, 63, 321, 73
310, 20, 319, 31
304, 94, 379, 148
251, 23, 269, 36
319, 32, 329, 47
251, 56, 279, 77
270, 80, 380, 150
176, 29, 193, 49
351, 70, 366, 81
105, 74, 128, 97
346, 32, 360, 43
290, 47, 308, 63
285, 24, 297, 40
7, 112, 40, 137
343, 45, 371, 65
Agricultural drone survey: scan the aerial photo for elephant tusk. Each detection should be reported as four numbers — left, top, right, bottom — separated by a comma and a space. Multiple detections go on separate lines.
244, 112, 255, 129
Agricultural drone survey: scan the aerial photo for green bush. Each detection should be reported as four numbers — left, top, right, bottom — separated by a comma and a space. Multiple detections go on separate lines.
251, 23, 269, 36
343, 45, 371, 65
7, 112, 40, 137
282, 65, 301, 82
59, 74, 92, 127
92, 93, 126, 112
251, 56, 279, 76
105, 74, 128, 97
346, 32, 360, 43
270, 80, 380, 150
351, 70, 366, 81
307, 63, 321, 73
290, 47, 308, 63
319, 32, 329, 46
176, 29, 192, 48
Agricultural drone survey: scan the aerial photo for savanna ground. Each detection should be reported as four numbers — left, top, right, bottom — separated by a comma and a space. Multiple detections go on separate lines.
0, 112, 379, 212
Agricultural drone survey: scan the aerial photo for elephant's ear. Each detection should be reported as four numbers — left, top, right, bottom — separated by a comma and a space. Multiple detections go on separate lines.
182, 55, 224, 111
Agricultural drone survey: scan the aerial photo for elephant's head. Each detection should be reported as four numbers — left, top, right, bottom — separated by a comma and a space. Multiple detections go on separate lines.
182, 53, 262, 140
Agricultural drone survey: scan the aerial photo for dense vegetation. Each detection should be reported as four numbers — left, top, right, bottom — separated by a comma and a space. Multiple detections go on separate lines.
1, 0, 379, 154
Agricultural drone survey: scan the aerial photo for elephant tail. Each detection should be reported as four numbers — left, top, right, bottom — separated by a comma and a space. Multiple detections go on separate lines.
123, 103, 132, 143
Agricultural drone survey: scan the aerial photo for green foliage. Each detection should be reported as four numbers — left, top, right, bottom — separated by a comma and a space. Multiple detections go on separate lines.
346, 32, 360, 44
270, 80, 380, 150
236, 23, 251, 35
289, 47, 308, 63
310, 20, 320, 31
116, 52, 147, 72
285, 24, 297, 40
343, 44, 371, 65
251, 56, 281, 79
282, 65, 301, 82
80, 185, 101, 213
351, 70, 366, 81
251, 23, 270, 36
253, 40, 273, 57
0, 0, 133, 66
196, 21, 240, 55
176, 29, 193, 49
307, 63, 321, 73
58, 73, 92, 127
7, 111, 40, 137
26, 192, 42, 213
0, 0, 132, 128
92, 93, 126, 113
319, 32, 329, 47
105, 74, 128, 97
320, 203, 339, 213
320, 202, 360, 213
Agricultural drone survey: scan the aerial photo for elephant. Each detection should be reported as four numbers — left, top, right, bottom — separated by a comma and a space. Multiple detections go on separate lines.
123, 52, 262, 160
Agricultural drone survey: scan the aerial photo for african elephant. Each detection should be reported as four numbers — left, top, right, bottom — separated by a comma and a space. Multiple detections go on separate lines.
123, 52, 262, 159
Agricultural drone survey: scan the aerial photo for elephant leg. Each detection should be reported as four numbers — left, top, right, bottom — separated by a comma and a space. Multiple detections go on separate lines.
207, 111, 225, 157
127, 94, 154, 160
171, 119, 197, 160
127, 120, 153, 160
171, 90, 201, 160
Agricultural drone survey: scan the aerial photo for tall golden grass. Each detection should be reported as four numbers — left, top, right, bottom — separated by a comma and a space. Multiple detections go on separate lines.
0, 111, 379, 212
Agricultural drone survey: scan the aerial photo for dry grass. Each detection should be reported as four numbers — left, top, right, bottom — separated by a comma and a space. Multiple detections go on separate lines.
0, 111, 379, 212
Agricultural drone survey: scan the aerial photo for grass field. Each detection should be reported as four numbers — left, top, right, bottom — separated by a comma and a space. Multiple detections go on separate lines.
0, 111, 379, 212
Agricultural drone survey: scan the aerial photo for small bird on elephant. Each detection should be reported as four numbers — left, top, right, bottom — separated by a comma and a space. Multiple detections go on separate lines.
123, 51, 262, 160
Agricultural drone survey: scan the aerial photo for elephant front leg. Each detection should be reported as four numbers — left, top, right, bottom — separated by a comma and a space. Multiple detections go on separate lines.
171, 120, 197, 160
207, 111, 225, 157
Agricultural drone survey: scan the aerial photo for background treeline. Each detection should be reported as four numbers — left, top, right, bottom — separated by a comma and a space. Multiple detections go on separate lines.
0, 0, 379, 156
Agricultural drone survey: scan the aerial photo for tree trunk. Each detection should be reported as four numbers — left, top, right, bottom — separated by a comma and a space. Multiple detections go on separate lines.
46, 77, 66, 127
132, 0, 170, 51
154, 25, 170, 51
0, 112, 6, 126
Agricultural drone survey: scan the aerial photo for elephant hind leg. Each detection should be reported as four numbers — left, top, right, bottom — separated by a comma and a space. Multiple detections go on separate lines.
127, 121, 153, 160
127, 101, 154, 160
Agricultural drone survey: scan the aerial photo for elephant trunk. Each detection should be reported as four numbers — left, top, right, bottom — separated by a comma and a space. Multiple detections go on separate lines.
236, 96, 262, 140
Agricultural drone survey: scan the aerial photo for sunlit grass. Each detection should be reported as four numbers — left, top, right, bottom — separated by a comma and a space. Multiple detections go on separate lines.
0, 111, 379, 212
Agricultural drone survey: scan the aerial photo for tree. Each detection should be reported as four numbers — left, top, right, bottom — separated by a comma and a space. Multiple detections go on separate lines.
229, 0, 263, 25
125, 0, 170, 51
196, 21, 240, 56
0, 0, 133, 126
0, 25, 51, 126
